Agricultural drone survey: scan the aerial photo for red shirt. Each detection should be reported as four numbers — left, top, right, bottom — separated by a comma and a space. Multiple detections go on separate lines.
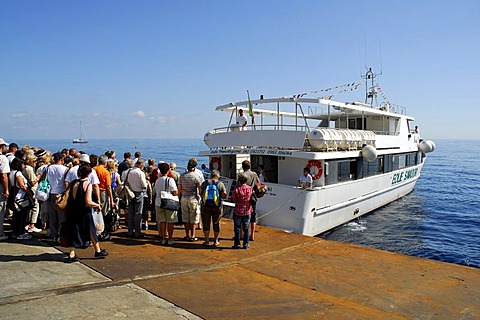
231, 183, 253, 216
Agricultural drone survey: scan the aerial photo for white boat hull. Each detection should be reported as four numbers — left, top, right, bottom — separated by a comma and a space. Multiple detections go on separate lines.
257, 163, 423, 236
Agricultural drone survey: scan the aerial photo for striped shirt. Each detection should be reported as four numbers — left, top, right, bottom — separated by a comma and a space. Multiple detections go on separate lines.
179, 171, 201, 197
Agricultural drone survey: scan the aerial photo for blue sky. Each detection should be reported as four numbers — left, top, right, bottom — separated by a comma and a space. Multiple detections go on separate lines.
1, 0, 479, 140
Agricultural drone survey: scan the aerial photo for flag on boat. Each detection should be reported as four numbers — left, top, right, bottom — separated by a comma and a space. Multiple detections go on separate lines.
247, 90, 254, 118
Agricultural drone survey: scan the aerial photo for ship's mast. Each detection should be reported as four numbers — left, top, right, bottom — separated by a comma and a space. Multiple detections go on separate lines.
363, 67, 379, 106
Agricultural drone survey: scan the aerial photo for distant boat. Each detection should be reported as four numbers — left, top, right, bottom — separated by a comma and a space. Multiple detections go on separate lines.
73, 122, 88, 144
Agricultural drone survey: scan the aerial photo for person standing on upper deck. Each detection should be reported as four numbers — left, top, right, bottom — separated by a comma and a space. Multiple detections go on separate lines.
236, 109, 248, 131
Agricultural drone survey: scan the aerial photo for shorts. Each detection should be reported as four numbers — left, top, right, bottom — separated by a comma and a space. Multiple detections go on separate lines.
155, 206, 177, 223
201, 205, 222, 232
180, 197, 200, 224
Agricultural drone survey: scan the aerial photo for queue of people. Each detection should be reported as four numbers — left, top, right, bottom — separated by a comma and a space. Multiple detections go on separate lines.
0, 138, 264, 264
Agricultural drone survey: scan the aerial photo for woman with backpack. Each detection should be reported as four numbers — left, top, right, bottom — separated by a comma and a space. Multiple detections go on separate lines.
200, 169, 227, 247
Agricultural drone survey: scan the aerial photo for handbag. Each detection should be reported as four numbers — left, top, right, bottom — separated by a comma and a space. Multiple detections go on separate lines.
116, 170, 135, 201
254, 182, 267, 198
54, 185, 70, 212
15, 195, 34, 211
35, 166, 51, 201
160, 178, 180, 211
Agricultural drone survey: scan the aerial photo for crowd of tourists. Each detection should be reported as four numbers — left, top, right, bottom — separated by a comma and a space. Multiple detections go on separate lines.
0, 137, 261, 263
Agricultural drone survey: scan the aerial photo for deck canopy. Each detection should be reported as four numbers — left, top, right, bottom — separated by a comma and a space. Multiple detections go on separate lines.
216, 97, 410, 121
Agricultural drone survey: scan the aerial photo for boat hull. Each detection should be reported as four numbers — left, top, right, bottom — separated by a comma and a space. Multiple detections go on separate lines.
257, 163, 423, 236
72, 139, 88, 144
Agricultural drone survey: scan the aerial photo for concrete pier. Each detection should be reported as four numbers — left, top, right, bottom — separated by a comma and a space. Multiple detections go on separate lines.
1, 219, 479, 319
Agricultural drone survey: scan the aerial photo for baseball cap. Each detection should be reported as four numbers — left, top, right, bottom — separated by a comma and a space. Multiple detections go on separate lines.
0, 138, 8, 146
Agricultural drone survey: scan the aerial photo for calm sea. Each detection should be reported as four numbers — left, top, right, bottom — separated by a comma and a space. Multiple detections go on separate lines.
14, 138, 480, 269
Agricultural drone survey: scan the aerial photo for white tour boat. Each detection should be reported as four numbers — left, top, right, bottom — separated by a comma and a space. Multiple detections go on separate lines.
200, 69, 435, 236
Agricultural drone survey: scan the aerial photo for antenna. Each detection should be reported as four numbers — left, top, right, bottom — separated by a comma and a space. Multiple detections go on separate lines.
379, 40, 383, 75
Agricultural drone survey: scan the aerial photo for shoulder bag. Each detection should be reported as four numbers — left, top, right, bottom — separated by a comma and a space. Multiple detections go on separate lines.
10, 172, 35, 211
116, 169, 135, 201
35, 166, 51, 201
160, 178, 180, 211
54, 180, 73, 212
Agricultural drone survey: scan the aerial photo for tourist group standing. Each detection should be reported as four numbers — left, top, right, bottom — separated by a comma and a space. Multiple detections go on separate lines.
0, 138, 264, 264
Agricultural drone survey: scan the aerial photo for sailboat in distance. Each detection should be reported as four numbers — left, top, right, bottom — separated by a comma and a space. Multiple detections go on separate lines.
73, 121, 88, 144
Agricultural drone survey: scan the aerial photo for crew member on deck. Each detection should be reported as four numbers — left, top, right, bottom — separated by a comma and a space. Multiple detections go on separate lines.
298, 167, 313, 189
236, 109, 248, 131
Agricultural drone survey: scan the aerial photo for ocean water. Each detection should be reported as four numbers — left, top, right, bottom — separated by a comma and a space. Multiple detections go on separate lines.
14, 138, 480, 268
322, 139, 480, 269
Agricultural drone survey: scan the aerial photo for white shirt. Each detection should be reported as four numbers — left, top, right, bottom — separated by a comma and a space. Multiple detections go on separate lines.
125, 167, 147, 192
6, 153, 15, 163
65, 165, 100, 186
0, 154, 10, 198
9, 170, 28, 199
194, 168, 205, 183
298, 173, 313, 187
236, 114, 248, 130
154, 176, 177, 207
47, 164, 67, 194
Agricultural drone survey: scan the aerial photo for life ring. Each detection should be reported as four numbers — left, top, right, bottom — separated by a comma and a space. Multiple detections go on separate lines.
307, 160, 323, 180
210, 157, 222, 171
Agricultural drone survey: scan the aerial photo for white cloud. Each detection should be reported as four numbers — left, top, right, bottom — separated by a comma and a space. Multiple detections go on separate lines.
149, 116, 175, 124
93, 112, 101, 117
132, 110, 146, 117
11, 112, 27, 118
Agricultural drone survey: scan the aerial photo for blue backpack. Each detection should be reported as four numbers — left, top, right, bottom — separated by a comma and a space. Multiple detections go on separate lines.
202, 180, 221, 207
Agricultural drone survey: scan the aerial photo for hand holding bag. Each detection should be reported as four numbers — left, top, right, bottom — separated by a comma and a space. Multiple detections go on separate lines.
92, 210, 105, 234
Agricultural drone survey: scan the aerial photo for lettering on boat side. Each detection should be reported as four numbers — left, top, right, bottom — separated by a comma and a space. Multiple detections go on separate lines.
211, 149, 293, 156
391, 168, 418, 185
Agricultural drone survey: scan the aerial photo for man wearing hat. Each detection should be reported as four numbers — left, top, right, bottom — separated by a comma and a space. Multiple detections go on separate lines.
178, 158, 202, 241
0, 138, 11, 241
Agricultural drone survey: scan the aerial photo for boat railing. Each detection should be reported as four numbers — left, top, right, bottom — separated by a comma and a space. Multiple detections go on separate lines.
210, 124, 310, 134
373, 130, 400, 136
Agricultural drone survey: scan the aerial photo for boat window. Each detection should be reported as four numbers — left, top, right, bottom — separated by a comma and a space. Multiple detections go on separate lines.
416, 151, 423, 164
325, 159, 356, 185
406, 153, 416, 166
398, 154, 406, 169
251, 155, 278, 183
363, 158, 382, 177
